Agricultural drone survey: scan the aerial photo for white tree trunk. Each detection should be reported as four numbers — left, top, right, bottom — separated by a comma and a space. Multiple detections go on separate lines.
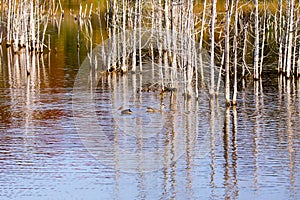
121, 0, 127, 73
232, 0, 239, 106
259, 6, 266, 77
242, 23, 248, 78
138, 0, 143, 72
132, 0, 138, 72
6, 0, 12, 46
224, 0, 231, 106
253, 0, 260, 80
286, 0, 295, 78
210, 0, 217, 97
199, 0, 207, 85
297, 44, 300, 76
292, 16, 299, 74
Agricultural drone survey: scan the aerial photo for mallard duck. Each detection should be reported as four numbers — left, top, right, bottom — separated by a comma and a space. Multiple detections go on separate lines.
146, 103, 165, 113
146, 107, 160, 113
121, 109, 132, 115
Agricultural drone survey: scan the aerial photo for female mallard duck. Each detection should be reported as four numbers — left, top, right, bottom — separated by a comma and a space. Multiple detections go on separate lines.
121, 109, 133, 115
146, 107, 160, 112
146, 103, 165, 113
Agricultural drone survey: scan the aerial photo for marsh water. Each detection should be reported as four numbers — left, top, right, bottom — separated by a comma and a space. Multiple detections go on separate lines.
1, 2, 300, 200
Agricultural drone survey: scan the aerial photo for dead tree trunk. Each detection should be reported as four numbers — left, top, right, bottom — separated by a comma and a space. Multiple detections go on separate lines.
121, 0, 127, 73
199, 0, 207, 86
253, 0, 260, 80
138, 0, 143, 72
259, 3, 266, 77
286, 0, 295, 78
132, 0, 138, 72
277, 3, 284, 71
242, 22, 248, 78
224, 0, 231, 106
210, 0, 217, 97
232, 0, 239, 106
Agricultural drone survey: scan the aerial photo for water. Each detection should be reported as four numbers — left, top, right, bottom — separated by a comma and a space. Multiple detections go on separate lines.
1, 6, 300, 200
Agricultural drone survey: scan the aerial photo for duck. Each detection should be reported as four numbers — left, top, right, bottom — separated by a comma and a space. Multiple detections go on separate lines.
146, 103, 165, 113
121, 109, 132, 115
146, 107, 160, 113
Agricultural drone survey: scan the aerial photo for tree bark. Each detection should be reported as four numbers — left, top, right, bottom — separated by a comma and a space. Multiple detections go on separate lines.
121, 0, 127, 73
224, 0, 231, 106
232, 0, 239, 106
210, 0, 217, 97
253, 0, 260, 80
259, 4, 266, 77
131, 0, 138, 72
199, 0, 207, 87
286, 0, 295, 78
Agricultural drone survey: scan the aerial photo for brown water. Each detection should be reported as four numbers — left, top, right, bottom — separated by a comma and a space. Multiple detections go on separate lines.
1, 4, 300, 200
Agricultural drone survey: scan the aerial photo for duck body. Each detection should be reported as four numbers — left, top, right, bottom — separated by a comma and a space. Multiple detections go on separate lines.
146, 103, 165, 113
146, 107, 161, 113
121, 109, 132, 114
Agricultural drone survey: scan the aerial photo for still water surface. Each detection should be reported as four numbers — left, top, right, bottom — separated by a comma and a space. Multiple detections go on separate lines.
1, 4, 300, 200
1, 52, 300, 200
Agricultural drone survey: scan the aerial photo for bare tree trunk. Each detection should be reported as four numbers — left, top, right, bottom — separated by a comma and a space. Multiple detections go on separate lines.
210, 0, 217, 97
132, 0, 138, 72
283, 17, 288, 74
242, 23, 248, 78
186, 0, 194, 85
232, 0, 239, 106
170, 1, 178, 88
259, 3, 266, 77
199, 0, 207, 86
157, 0, 164, 90
292, 15, 299, 75
138, 0, 143, 72
216, 50, 224, 95
110, 0, 118, 71
253, 0, 260, 80
164, 0, 170, 72
36, 0, 40, 52
0, 0, 3, 44
274, 12, 278, 43
150, 0, 156, 75
30, 0, 36, 51
121, 0, 127, 73
297, 44, 300, 77
6, 0, 12, 46
224, 0, 231, 106
286, 0, 295, 78
97, 3, 105, 70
